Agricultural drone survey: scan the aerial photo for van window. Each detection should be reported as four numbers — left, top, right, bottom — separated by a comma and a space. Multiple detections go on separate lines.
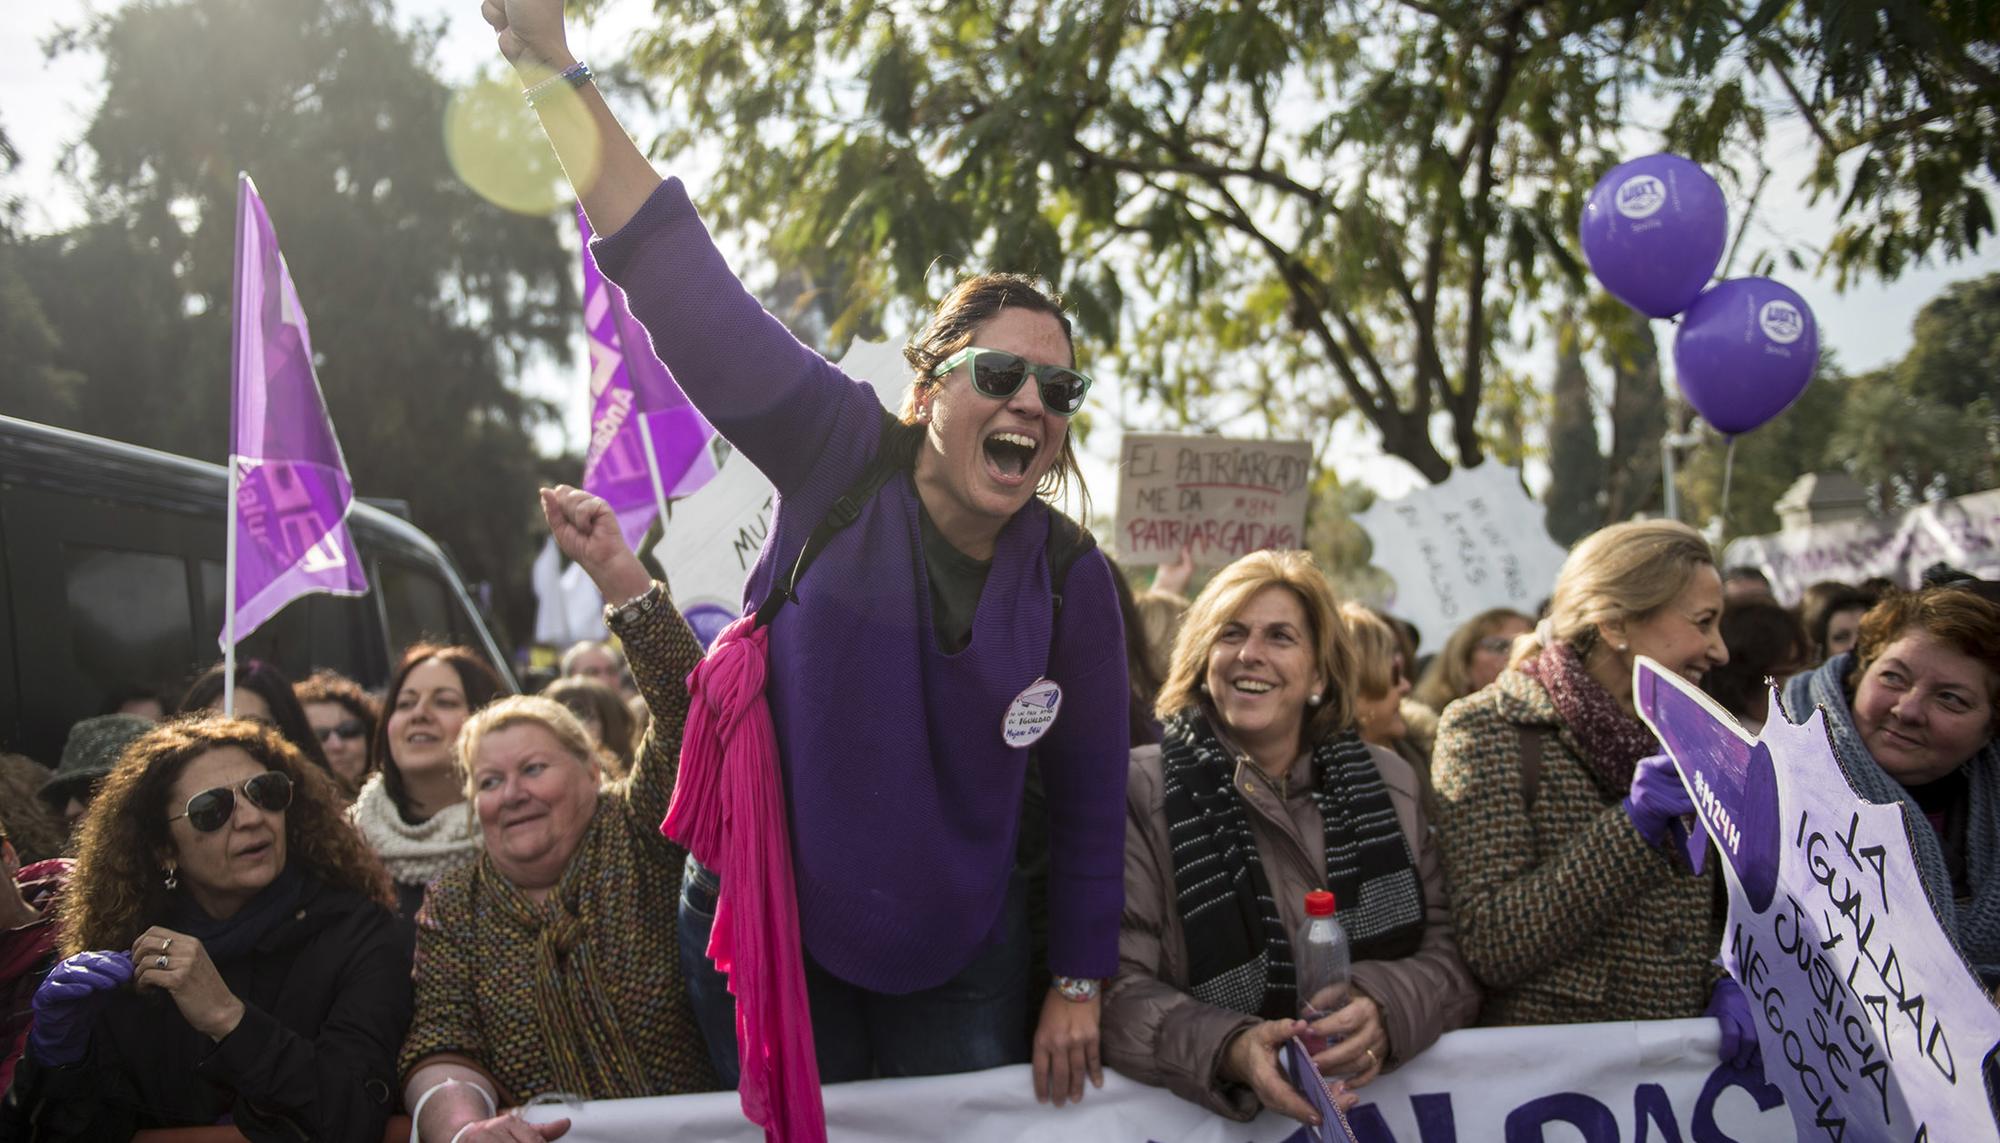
379, 559, 458, 653
198, 560, 383, 688
65, 544, 195, 700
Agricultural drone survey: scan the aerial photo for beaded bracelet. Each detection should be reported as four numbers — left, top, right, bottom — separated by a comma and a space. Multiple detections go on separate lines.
524, 61, 593, 108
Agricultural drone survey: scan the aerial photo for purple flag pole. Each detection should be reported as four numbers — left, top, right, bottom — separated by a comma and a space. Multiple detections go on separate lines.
225, 174, 369, 707
577, 207, 717, 551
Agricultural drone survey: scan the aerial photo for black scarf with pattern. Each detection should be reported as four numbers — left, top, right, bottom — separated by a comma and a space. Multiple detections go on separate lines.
1161, 709, 1425, 1019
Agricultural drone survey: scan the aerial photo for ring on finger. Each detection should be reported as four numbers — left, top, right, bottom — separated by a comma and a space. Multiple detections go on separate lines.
160, 937, 173, 954
156, 954, 169, 969
1364, 1046, 1378, 1066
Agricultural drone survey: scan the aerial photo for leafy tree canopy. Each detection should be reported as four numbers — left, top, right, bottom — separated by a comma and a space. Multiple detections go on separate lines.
622, 0, 1998, 484
8, 0, 576, 642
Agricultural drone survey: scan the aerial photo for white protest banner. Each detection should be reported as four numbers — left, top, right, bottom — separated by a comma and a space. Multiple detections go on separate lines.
1635, 658, 2000, 1143
1115, 433, 1313, 567
1723, 487, 2000, 605
1354, 463, 1566, 650
522, 1019, 1796, 1143
654, 341, 907, 644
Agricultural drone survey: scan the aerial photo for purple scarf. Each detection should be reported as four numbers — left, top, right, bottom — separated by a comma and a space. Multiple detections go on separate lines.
1519, 640, 1659, 800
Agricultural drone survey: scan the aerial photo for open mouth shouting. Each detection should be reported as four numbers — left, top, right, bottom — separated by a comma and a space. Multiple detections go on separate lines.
982, 429, 1040, 485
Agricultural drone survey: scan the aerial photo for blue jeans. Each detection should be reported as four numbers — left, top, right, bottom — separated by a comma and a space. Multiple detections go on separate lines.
678, 856, 1030, 1086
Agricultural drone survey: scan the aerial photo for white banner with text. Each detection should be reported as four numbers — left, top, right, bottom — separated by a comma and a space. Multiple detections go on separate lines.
523, 1019, 1802, 1143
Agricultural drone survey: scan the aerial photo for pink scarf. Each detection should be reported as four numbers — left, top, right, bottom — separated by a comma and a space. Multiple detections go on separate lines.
663, 616, 825, 1142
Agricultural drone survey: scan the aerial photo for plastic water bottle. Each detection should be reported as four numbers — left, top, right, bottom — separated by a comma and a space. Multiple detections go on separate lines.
1296, 889, 1351, 1053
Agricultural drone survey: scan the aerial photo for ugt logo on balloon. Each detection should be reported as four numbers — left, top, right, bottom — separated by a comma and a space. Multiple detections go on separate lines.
1759, 300, 1806, 345
1615, 174, 1667, 220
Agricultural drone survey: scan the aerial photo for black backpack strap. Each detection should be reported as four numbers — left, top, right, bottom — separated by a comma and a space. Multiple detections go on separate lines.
752, 409, 922, 629
1041, 508, 1098, 622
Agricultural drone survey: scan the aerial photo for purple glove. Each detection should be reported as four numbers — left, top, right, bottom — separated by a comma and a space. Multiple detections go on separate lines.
26, 949, 133, 1066
1622, 752, 1694, 849
1706, 978, 1761, 1072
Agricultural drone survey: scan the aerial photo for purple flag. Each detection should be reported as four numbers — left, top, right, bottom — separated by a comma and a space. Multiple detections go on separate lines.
223, 175, 368, 648
578, 207, 718, 550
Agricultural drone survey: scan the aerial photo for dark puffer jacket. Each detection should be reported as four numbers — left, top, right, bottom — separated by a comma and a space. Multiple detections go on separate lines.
1, 873, 412, 1141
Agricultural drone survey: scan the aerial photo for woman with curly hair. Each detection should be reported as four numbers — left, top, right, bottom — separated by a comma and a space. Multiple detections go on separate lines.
0, 718, 412, 1141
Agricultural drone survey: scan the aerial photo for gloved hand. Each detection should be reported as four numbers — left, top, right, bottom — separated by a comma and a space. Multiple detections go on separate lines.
27, 950, 133, 1066
1623, 752, 1694, 849
1706, 978, 1761, 1072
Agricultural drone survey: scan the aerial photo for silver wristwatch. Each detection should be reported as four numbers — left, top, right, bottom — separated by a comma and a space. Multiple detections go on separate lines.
1053, 975, 1101, 1003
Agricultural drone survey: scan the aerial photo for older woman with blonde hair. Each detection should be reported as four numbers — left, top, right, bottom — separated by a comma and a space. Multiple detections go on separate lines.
1102, 550, 1477, 1129
1429, 520, 1750, 1063
1, 718, 410, 1140
400, 487, 715, 1143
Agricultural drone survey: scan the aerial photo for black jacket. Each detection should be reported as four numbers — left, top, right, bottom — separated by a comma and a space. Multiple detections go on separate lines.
0, 874, 413, 1141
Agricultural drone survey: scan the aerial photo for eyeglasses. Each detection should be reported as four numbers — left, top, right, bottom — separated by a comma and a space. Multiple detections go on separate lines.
317, 721, 366, 743
167, 771, 294, 833
931, 347, 1094, 416
1476, 636, 1515, 655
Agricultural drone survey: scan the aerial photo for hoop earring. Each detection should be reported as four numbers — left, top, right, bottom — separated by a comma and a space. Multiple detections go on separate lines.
163, 863, 179, 891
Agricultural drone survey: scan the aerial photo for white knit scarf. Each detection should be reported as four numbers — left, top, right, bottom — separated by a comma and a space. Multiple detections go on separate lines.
348, 773, 482, 888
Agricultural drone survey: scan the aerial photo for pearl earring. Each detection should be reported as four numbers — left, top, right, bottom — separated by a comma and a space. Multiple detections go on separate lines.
1307, 693, 1322, 707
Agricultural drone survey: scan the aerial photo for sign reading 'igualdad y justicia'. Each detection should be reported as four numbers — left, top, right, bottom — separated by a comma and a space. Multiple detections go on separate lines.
1114, 433, 1313, 567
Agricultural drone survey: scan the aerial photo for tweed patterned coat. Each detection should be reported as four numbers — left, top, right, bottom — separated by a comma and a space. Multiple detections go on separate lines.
1429, 668, 1721, 1026
399, 590, 717, 1101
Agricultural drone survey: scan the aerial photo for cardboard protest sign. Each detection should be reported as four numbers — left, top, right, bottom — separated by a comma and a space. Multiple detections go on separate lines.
1634, 657, 2000, 1143
1354, 464, 1566, 651
1114, 433, 1313, 567
653, 341, 907, 645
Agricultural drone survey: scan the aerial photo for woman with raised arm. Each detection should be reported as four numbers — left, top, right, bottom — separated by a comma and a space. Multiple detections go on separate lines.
399, 487, 716, 1143
480, 0, 1130, 1103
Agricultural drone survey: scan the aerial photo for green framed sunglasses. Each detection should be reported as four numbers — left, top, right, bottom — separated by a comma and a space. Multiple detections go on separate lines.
931, 346, 1094, 416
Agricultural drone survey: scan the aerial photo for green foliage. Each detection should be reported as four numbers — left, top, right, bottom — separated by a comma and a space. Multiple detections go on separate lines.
1677, 360, 1851, 539
626, 0, 1992, 489
7, 0, 575, 643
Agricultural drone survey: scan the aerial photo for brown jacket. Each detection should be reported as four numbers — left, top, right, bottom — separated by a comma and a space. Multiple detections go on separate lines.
1429, 668, 1721, 1026
1102, 737, 1479, 1120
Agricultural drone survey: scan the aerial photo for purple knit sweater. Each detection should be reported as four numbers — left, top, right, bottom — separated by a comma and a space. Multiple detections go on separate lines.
594, 180, 1128, 992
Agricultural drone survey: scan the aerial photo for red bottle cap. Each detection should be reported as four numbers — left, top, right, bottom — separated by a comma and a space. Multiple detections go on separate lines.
1305, 890, 1336, 916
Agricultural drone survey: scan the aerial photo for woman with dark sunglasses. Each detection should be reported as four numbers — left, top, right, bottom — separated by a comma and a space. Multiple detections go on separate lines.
482, 0, 1130, 1102
1, 717, 411, 1141
296, 669, 381, 800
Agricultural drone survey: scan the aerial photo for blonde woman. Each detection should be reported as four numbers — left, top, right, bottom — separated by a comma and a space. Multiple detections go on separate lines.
1103, 551, 1476, 1127
1410, 608, 1533, 719
1429, 521, 1751, 1063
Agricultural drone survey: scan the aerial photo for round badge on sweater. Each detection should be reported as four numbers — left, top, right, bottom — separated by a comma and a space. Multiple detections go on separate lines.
1003, 678, 1063, 747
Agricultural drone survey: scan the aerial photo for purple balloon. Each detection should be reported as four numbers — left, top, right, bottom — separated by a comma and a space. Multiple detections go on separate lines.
1580, 154, 1728, 318
1672, 277, 1820, 435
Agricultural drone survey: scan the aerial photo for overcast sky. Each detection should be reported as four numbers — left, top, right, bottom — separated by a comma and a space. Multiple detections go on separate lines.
10, 0, 1999, 510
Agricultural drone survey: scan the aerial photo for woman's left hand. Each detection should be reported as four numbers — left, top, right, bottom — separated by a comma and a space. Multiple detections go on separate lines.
1031, 988, 1103, 1107
129, 927, 245, 1041
1306, 992, 1388, 1088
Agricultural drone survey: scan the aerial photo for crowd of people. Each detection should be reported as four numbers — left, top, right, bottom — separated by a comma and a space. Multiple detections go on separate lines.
0, 1, 1995, 1139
